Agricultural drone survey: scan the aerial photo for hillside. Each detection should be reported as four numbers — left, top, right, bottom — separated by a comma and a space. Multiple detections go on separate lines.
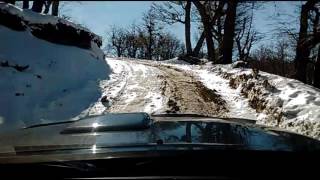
0, 3, 110, 132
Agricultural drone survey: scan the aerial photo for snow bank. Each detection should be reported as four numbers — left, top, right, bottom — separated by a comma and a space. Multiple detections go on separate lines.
0, 3, 110, 132
216, 66, 320, 139
164, 59, 320, 139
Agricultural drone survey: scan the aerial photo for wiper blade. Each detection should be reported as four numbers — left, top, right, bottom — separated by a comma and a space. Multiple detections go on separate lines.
23, 120, 77, 129
43, 161, 97, 172
23, 113, 151, 131
151, 113, 212, 118
151, 113, 256, 124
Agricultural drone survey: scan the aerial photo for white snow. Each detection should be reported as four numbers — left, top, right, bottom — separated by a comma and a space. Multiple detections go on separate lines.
224, 67, 320, 124
158, 59, 320, 139
85, 58, 165, 116
196, 69, 259, 120
211, 65, 320, 138
0, 14, 110, 131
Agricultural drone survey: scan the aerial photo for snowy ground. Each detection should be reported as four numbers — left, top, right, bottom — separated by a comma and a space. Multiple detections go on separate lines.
220, 66, 320, 138
84, 59, 164, 116
87, 57, 261, 119
158, 62, 263, 120
86, 58, 227, 117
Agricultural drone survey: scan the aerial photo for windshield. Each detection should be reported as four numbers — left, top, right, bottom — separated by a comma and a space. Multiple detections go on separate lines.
0, 1, 320, 159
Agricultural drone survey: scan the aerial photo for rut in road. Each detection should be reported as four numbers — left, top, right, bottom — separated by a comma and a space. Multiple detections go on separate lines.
128, 61, 229, 117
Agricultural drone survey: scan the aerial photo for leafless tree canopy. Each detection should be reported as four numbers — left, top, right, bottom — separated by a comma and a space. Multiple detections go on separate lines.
7, 1, 320, 88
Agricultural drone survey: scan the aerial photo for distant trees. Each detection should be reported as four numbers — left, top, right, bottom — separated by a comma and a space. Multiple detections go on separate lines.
250, 40, 295, 78
106, 1, 264, 64
235, 2, 262, 62
106, 22, 183, 60
104, 1, 265, 65
109, 26, 126, 57
246, 1, 320, 89
142, 9, 160, 60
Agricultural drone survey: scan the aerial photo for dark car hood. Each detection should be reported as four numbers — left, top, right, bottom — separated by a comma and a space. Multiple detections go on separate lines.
0, 113, 319, 163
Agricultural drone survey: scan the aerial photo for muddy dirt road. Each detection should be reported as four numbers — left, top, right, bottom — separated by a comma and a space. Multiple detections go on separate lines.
92, 59, 228, 117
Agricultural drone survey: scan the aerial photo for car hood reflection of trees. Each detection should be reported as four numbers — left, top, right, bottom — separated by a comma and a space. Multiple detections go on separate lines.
0, 113, 319, 164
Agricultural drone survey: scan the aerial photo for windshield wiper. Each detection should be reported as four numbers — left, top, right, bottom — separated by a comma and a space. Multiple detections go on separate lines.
23, 120, 77, 129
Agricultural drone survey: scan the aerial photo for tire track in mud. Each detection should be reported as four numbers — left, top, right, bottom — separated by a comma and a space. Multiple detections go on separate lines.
105, 60, 164, 113
134, 61, 228, 117
82, 61, 131, 116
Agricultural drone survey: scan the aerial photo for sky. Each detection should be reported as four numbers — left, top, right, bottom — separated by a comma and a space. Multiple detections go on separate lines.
53, 1, 302, 50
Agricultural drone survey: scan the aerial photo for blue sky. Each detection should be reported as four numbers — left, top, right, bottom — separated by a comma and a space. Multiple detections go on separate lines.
59, 1, 301, 50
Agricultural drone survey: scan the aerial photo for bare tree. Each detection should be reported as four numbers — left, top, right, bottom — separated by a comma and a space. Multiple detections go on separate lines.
155, 32, 182, 60
250, 42, 295, 78
295, 1, 317, 83
52, 0, 59, 16
192, 1, 216, 62
124, 24, 140, 58
109, 26, 126, 57
151, 1, 193, 55
154, 1, 192, 55
221, 0, 238, 64
142, 8, 162, 60
43, 1, 52, 14
235, 2, 262, 62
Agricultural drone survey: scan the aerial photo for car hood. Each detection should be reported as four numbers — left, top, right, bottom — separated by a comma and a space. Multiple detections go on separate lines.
0, 113, 319, 163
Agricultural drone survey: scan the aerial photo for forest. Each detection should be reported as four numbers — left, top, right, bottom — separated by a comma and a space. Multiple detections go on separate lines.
4, 0, 320, 89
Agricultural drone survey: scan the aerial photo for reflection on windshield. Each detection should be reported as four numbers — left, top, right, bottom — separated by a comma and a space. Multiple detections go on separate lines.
152, 121, 319, 151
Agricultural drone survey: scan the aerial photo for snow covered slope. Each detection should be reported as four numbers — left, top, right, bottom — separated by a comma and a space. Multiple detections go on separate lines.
226, 67, 320, 138
151, 59, 320, 139
0, 3, 110, 132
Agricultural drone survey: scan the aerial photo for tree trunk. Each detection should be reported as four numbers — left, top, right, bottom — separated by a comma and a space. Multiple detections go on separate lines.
32, 0, 44, 13
22, 0, 29, 9
202, 14, 215, 62
294, 1, 316, 83
192, 31, 205, 57
44, 1, 52, 14
193, 1, 215, 62
185, 1, 192, 55
147, 30, 153, 60
221, 0, 238, 64
314, 46, 320, 88
51, 0, 59, 16
116, 47, 121, 57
